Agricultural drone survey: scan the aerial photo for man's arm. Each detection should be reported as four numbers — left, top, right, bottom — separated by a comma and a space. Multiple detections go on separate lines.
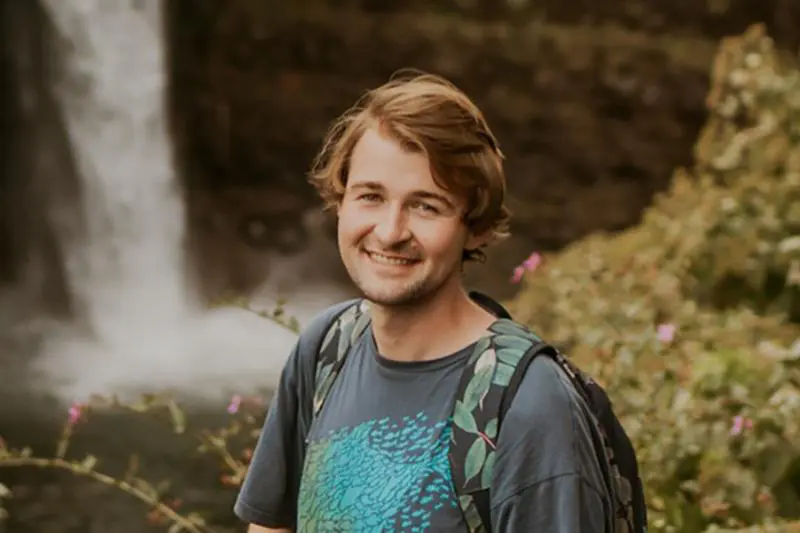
233, 347, 305, 529
233, 300, 356, 530
492, 473, 608, 531
489, 356, 614, 532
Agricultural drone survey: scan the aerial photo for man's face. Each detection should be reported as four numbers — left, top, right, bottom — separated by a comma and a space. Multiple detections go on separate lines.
337, 127, 481, 307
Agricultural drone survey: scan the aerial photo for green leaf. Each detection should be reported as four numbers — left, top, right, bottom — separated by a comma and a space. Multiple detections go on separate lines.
490, 319, 540, 340
497, 347, 525, 367
453, 400, 478, 434
467, 335, 492, 365
319, 323, 338, 353
313, 367, 336, 412
474, 347, 497, 375
493, 334, 533, 352
338, 323, 355, 357
481, 450, 497, 488
339, 305, 358, 328
465, 438, 487, 483
167, 399, 186, 434
463, 364, 494, 411
315, 363, 332, 391
459, 495, 484, 532
351, 312, 371, 343
493, 362, 515, 387
485, 418, 498, 440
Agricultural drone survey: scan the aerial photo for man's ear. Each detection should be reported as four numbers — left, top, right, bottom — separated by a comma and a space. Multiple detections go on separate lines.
465, 228, 493, 252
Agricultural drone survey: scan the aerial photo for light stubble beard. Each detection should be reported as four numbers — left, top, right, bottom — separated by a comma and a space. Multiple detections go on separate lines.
347, 256, 460, 310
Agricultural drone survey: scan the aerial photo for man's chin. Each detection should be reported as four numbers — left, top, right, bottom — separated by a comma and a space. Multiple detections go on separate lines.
358, 278, 445, 308
359, 286, 424, 308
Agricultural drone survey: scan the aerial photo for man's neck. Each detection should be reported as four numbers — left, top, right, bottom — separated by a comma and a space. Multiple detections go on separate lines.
368, 284, 497, 363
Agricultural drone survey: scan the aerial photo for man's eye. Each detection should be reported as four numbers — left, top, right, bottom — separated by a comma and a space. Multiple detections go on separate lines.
412, 202, 439, 214
358, 193, 382, 202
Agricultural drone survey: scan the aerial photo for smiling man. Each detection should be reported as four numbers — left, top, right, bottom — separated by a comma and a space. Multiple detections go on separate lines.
233, 73, 625, 532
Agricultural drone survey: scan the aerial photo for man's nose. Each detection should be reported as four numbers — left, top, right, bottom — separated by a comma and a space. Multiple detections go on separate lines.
372, 207, 411, 245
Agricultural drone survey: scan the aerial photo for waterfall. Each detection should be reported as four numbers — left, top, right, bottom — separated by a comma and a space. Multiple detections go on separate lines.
39, 0, 193, 347
23, 0, 350, 404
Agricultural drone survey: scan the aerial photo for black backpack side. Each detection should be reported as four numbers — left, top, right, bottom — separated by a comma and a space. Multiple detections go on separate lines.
479, 342, 648, 533
454, 293, 648, 532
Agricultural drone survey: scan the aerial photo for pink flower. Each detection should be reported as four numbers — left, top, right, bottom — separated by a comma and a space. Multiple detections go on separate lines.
510, 265, 525, 283
227, 394, 243, 414
730, 415, 753, 436
522, 252, 542, 272
656, 323, 676, 343
68, 403, 85, 425
510, 252, 542, 283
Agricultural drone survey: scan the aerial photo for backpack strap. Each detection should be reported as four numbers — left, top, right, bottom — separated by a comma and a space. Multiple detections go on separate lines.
484, 328, 641, 533
448, 318, 546, 532
312, 300, 371, 417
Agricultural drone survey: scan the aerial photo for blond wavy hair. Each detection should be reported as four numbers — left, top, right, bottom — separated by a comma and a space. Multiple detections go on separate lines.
309, 71, 511, 262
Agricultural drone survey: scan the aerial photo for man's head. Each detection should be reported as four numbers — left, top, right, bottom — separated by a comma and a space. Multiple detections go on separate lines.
309, 72, 510, 307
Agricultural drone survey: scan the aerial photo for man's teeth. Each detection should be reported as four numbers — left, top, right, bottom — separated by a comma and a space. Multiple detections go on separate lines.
369, 252, 415, 265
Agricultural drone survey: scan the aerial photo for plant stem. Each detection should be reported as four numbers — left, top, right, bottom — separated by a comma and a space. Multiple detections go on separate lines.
0, 457, 214, 533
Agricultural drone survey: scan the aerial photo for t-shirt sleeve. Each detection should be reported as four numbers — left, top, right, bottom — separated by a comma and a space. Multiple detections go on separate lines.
233, 300, 356, 528
492, 473, 608, 532
490, 356, 613, 533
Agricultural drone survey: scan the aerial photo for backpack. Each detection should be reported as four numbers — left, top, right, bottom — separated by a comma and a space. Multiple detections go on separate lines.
310, 296, 647, 533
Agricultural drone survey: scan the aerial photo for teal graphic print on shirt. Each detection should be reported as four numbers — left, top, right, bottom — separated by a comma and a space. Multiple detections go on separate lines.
298, 412, 458, 532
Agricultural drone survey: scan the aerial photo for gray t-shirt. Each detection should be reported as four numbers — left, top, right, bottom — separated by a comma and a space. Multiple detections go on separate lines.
235, 300, 613, 532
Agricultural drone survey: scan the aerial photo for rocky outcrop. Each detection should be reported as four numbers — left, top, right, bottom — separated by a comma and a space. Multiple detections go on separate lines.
0, 0, 82, 316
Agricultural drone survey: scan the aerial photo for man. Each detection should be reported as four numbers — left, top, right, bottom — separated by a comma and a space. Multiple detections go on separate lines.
234, 73, 614, 531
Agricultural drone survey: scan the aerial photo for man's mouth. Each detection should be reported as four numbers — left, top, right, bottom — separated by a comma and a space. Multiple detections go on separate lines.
363, 250, 420, 266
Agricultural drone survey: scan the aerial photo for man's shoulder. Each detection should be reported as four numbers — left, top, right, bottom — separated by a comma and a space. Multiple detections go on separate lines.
504, 352, 591, 425
491, 347, 611, 505
295, 298, 363, 356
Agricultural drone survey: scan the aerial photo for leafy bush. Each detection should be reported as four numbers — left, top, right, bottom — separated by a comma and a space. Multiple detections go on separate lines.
508, 24, 800, 532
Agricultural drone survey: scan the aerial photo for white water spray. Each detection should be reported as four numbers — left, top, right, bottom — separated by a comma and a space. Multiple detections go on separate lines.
31, 1, 349, 404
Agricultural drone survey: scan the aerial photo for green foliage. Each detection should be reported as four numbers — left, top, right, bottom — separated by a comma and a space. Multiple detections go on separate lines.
509, 24, 800, 532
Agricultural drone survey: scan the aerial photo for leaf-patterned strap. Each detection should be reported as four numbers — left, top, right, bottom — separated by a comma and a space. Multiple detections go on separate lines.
448, 319, 544, 532
312, 301, 371, 417
457, 494, 487, 533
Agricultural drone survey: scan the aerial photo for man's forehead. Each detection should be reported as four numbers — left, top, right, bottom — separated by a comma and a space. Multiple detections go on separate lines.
346, 128, 465, 205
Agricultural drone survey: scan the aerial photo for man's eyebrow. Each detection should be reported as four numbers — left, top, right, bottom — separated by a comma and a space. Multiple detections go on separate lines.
411, 190, 455, 209
349, 181, 384, 191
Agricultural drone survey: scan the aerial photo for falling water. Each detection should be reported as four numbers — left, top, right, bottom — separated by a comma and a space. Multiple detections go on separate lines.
29, 1, 349, 404
40, 1, 192, 349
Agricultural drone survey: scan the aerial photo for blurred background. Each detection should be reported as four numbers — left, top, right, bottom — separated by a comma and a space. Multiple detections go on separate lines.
0, 0, 798, 532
